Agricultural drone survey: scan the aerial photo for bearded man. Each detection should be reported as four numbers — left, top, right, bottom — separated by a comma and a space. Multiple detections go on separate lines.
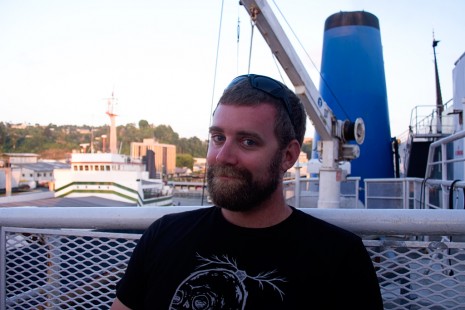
111, 74, 383, 310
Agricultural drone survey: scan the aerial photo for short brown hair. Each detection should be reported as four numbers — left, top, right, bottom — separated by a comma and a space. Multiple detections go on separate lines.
217, 75, 306, 149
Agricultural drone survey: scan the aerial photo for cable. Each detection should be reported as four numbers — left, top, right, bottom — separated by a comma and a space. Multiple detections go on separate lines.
271, 0, 351, 121
449, 179, 461, 209
237, 14, 241, 75
247, 20, 255, 74
202, 0, 226, 206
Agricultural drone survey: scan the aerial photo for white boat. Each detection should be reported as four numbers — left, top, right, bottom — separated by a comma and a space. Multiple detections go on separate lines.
53, 151, 173, 206
53, 94, 173, 206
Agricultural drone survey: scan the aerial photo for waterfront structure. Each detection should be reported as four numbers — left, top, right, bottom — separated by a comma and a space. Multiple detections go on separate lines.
130, 138, 176, 176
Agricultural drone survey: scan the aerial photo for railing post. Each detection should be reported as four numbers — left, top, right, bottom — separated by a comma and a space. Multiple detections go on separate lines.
354, 177, 359, 208
294, 162, 301, 209
0, 227, 6, 310
364, 179, 368, 208
441, 143, 448, 208
403, 178, 408, 209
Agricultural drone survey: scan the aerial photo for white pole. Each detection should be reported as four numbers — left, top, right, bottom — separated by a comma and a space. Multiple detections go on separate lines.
294, 161, 301, 208
318, 140, 341, 208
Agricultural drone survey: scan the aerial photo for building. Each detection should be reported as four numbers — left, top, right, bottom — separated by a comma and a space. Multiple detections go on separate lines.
193, 157, 206, 173
20, 161, 70, 187
0, 153, 70, 190
1, 153, 39, 165
130, 139, 176, 176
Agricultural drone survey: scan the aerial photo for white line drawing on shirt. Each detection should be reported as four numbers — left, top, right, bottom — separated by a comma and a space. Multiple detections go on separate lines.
169, 253, 286, 310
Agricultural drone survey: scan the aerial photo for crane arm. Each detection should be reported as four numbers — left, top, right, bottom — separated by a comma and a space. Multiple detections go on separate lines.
240, 0, 364, 149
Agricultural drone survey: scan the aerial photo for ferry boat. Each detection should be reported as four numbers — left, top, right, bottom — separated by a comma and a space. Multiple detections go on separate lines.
53, 94, 173, 207
53, 151, 173, 206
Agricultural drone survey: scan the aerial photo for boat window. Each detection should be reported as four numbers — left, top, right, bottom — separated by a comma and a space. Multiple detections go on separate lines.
95, 165, 99, 171
85, 165, 89, 171
105, 165, 110, 171
79, 165, 83, 171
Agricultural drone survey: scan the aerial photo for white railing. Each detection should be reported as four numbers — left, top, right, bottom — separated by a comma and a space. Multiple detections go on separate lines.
284, 177, 361, 208
284, 175, 465, 210
1, 207, 465, 309
409, 102, 454, 137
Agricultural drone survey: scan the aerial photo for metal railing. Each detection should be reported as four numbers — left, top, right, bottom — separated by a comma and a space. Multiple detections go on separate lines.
284, 175, 465, 211
408, 102, 454, 137
1, 207, 465, 309
284, 177, 361, 208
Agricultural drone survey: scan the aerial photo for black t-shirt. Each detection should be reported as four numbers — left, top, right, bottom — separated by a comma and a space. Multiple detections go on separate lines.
116, 206, 383, 309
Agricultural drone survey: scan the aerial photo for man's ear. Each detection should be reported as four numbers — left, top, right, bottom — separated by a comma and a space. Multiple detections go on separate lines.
281, 140, 301, 172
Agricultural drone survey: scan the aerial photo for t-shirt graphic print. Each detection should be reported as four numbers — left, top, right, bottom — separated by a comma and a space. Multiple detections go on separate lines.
169, 253, 286, 310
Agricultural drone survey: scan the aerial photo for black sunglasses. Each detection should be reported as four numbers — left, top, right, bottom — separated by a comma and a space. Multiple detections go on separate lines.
226, 74, 295, 127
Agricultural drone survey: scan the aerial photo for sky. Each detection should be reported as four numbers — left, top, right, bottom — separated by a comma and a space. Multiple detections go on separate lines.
1, 0, 464, 141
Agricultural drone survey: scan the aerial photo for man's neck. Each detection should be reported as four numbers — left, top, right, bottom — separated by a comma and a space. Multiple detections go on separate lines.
220, 195, 292, 228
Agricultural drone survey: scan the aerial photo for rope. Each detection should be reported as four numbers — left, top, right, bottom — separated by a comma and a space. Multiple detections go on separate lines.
237, 15, 240, 74
202, 0, 226, 206
271, 0, 351, 121
247, 20, 255, 74
449, 179, 461, 209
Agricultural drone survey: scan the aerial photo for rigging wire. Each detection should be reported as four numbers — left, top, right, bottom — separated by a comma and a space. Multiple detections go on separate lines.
201, 0, 226, 206
247, 19, 255, 74
236, 7, 241, 75
271, 0, 351, 121
271, 54, 286, 83
208, 0, 225, 127
245, 5, 283, 79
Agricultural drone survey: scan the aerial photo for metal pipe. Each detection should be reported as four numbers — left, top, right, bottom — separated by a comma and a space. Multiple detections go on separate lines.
1, 207, 465, 235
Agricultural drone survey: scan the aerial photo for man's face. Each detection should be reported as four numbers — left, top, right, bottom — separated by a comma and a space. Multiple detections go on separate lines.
206, 104, 283, 211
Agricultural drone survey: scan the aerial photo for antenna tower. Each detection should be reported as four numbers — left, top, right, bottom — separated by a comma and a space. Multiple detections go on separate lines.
106, 92, 118, 154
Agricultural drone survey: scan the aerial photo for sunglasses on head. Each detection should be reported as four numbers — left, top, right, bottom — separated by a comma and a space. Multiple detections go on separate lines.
226, 74, 295, 127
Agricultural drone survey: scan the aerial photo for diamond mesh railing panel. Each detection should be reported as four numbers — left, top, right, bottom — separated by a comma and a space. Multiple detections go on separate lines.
2, 227, 140, 309
2, 227, 465, 309
365, 238, 465, 310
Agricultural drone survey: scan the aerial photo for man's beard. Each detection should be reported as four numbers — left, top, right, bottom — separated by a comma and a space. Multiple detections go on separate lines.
207, 152, 282, 212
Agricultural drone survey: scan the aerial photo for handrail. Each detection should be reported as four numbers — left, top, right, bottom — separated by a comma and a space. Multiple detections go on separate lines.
1, 206, 465, 235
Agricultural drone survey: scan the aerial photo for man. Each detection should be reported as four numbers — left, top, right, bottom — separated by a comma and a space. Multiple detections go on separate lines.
111, 74, 383, 309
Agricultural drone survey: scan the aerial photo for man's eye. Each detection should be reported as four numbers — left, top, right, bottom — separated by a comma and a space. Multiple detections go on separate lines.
242, 139, 257, 147
211, 134, 225, 143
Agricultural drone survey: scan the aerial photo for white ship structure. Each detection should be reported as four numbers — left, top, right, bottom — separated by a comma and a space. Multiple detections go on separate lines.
54, 152, 173, 206
53, 94, 173, 206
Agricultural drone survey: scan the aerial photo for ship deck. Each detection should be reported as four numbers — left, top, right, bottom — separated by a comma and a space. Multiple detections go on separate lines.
1, 206, 465, 309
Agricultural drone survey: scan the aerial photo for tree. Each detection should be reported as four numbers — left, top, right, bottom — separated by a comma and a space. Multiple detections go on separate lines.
153, 125, 179, 144
176, 153, 194, 169
138, 119, 149, 129
0, 122, 7, 152
1, 122, 207, 164
301, 139, 313, 160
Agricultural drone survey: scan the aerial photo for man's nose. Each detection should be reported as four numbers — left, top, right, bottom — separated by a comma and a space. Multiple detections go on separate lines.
215, 141, 238, 165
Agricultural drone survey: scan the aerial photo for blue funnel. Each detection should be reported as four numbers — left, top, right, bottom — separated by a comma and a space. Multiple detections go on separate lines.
313, 11, 394, 200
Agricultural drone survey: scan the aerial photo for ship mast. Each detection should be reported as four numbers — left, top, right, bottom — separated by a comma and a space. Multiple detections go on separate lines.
106, 92, 118, 154
433, 34, 444, 134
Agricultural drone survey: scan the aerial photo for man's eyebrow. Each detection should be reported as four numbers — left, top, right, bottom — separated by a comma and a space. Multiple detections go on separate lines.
236, 130, 265, 143
209, 126, 223, 133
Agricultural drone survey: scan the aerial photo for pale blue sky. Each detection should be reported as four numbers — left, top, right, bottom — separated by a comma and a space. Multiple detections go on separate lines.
1, 0, 464, 140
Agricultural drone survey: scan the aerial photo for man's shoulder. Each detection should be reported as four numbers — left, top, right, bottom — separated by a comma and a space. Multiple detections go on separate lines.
292, 207, 361, 241
147, 206, 218, 229
162, 206, 217, 221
